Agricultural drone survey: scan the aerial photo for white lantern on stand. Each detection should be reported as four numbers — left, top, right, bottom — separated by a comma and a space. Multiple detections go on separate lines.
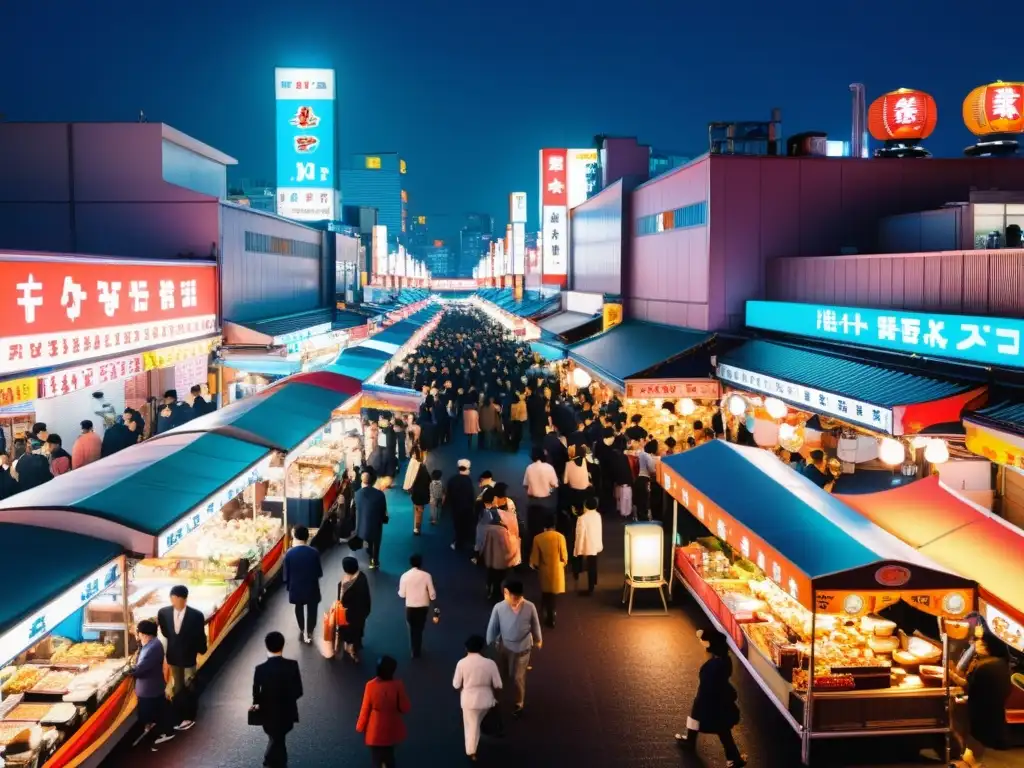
622, 522, 669, 615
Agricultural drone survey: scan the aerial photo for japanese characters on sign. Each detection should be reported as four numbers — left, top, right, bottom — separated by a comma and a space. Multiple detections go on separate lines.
540, 149, 568, 282
275, 67, 336, 222
566, 148, 599, 209
3, 258, 217, 378
142, 337, 219, 372
156, 455, 273, 557
718, 362, 894, 434
0, 376, 37, 407
964, 422, 1024, 471
38, 354, 143, 400
0, 559, 121, 668
509, 192, 527, 224
746, 300, 1024, 370
624, 379, 721, 401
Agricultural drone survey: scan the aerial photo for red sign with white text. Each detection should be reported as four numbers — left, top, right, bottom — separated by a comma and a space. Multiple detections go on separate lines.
541, 149, 568, 206
2, 257, 218, 377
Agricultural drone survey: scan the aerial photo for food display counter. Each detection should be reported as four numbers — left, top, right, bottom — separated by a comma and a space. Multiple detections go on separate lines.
660, 440, 978, 765
266, 434, 346, 533
0, 527, 132, 768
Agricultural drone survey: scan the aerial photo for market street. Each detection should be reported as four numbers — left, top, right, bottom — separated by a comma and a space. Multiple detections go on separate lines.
101, 438, 1009, 768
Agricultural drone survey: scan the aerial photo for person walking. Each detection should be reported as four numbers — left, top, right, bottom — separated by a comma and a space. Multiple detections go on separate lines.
953, 629, 1012, 767
72, 420, 102, 470
447, 459, 476, 552
44, 434, 72, 476
477, 489, 513, 603
130, 620, 176, 750
574, 497, 603, 595
463, 401, 480, 450
492, 482, 521, 568
674, 628, 746, 768
397, 554, 437, 659
356, 656, 410, 768
283, 525, 322, 645
355, 469, 389, 570
508, 391, 528, 453
252, 631, 303, 768
478, 396, 501, 450
453, 635, 503, 761
529, 513, 568, 628
486, 580, 542, 718
339, 557, 372, 663
409, 457, 432, 536
156, 585, 207, 731
522, 448, 558, 554
428, 469, 444, 526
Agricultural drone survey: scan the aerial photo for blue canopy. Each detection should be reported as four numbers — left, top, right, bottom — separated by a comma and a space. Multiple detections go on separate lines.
156, 382, 347, 452
0, 432, 269, 553
325, 345, 393, 381
568, 320, 713, 389
375, 320, 420, 346
0, 525, 122, 657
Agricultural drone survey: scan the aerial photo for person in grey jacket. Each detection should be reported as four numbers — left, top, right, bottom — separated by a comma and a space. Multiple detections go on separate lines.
131, 620, 176, 749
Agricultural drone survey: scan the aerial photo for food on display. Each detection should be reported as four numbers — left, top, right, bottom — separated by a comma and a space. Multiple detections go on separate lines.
2, 667, 45, 695
31, 670, 78, 694
50, 642, 116, 662
0, 722, 36, 747
4, 704, 53, 722
190, 516, 283, 562
991, 613, 1023, 649
792, 670, 855, 691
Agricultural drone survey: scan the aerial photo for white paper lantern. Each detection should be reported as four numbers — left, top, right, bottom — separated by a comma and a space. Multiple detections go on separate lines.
910, 435, 930, 449
727, 395, 747, 417
679, 398, 696, 416
878, 438, 905, 466
764, 397, 788, 420
778, 423, 796, 442
572, 367, 591, 388
924, 439, 950, 464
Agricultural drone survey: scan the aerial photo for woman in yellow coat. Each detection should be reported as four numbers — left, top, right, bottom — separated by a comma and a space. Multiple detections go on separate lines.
529, 510, 568, 629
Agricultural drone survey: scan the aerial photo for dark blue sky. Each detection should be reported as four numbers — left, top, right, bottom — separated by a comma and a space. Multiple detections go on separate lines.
2, 0, 1011, 242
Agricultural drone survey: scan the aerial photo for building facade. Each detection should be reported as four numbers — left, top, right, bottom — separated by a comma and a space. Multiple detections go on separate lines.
338, 153, 406, 242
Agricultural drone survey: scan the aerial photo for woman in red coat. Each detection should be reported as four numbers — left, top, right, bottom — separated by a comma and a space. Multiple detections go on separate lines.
356, 655, 410, 767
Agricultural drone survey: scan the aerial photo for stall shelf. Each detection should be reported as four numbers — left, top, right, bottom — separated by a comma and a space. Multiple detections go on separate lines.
0, 525, 129, 768
659, 440, 977, 765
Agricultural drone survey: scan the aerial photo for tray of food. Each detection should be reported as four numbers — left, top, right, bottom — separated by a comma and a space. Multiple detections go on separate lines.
40, 702, 77, 726
30, 671, 78, 695
50, 642, 116, 663
0, 722, 37, 747
2, 667, 45, 695
3, 703, 53, 722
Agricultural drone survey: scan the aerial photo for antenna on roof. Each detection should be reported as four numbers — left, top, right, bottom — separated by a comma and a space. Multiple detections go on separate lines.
138, 110, 147, 123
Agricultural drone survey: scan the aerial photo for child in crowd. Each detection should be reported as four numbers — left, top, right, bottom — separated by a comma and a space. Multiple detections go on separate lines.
429, 469, 444, 525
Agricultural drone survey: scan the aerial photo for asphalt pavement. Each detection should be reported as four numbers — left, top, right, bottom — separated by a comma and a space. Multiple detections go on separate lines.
102, 438, 1019, 768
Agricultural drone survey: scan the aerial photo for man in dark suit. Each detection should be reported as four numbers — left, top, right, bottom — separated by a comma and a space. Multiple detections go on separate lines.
253, 631, 303, 768
157, 584, 208, 731
355, 468, 389, 570
283, 525, 322, 644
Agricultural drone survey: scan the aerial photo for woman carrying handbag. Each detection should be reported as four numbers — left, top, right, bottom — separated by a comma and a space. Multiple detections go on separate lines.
338, 557, 372, 663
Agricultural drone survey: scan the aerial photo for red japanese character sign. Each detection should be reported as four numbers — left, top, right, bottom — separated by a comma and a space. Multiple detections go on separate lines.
2, 257, 218, 377
624, 379, 721, 401
541, 149, 567, 207
964, 81, 1024, 136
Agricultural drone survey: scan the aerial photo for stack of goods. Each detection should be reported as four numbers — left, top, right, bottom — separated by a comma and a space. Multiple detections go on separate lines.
185, 516, 283, 563
284, 463, 336, 499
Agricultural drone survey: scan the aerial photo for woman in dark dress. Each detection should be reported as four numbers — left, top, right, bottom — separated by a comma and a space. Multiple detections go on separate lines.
955, 630, 1012, 766
675, 628, 745, 768
410, 460, 432, 536
338, 556, 372, 663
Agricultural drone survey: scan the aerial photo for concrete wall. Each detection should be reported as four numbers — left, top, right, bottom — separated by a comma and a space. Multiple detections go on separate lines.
218, 203, 324, 323
629, 157, 710, 329
878, 205, 972, 254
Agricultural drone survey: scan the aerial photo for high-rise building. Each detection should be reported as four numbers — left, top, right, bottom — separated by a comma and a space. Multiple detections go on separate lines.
423, 244, 451, 276
407, 214, 430, 252
459, 213, 493, 275
338, 153, 407, 242
227, 178, 276, 213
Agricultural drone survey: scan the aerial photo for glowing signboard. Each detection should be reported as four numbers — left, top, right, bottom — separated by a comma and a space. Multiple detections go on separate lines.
275, 67, 336, 221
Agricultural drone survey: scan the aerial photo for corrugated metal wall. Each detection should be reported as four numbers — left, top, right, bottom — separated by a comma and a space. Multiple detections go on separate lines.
219, 204, 324, 322
339, 169, 402, 237
570, 181, 623, 295
767, 249, 1024, 315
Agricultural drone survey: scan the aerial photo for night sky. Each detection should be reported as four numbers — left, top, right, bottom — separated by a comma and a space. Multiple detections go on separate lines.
2, 0, 1013, 243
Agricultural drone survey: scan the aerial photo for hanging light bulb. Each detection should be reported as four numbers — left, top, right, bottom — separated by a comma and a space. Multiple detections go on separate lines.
572, 368, 591, 388
910, 435, 930, 449
924, 438, 950, 464
653, 399, 663, 410
764, 397, 788, 420
728, 395, 747, 417
778, 423, 796, 442
878, 438, 905, 466
679, 398, 696, 416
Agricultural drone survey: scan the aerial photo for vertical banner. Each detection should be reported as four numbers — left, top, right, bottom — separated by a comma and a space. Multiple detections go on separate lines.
275, 68, 336, 221
603, 302, 623, 332
512, 222, 526, 275
371, 225, 387, 280
514, 274, 524, 301
540, 149, 568, 286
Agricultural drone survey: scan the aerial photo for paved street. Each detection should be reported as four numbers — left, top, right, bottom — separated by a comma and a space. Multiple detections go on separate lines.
104, 440, 1017, 768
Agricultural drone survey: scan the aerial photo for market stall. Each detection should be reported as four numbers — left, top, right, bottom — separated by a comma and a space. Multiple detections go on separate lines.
659, 440, 977, 764
838, 477, 1024, 727
0, 526, 129, 768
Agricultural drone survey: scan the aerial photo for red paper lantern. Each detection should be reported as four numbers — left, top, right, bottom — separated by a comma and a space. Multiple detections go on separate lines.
868, 88, 938, 142
963, 81, 1024, 136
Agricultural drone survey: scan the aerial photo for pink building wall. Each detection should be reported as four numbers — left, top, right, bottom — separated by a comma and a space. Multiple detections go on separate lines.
601, 137, 650, 189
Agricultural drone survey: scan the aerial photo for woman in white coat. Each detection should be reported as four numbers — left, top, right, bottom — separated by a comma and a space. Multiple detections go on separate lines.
574, 496, 604, 595
453, 634, 503, 760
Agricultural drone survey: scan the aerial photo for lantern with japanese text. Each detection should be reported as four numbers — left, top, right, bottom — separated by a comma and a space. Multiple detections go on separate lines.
963, 81, 1024, 156
868, 88, 937, 158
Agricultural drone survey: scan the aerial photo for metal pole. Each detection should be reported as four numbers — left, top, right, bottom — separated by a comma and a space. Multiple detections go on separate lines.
120, 555, 130, 659
942, 628, 951, 765
802, 594, 817, 765
669, 499, 678, 601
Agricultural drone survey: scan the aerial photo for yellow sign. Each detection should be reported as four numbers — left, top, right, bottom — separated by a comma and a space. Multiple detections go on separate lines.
400, 159, 407, 174
815, 589, 971, 619
966, 422, 1024, 470
0, 376, 37, 407
143, 338, 218, 371
361, 271, 368, 287
365, 156, 382, 170
417, 215, 426, 225
602, 303, 623, 332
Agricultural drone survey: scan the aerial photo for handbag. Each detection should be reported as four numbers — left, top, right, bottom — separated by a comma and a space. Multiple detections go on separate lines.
333, 600, 348, 627
247, 706, 263, 726
320, 611, 336, 659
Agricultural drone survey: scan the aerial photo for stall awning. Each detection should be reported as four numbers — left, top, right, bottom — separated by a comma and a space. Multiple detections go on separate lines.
568, 321, 714, 390
154, 382, 350, 453
0, 525, 123, 656
718, 340, 985, 436
0, 432, 270, 556
337, 383, 424, 415
223, 307, 336, 346
269, 370, 362, 397
323, 345, 394, 382
660, 440, 974, 612
838, 477, 1024, 636
221, 356, 301, 378
334, 310, 371, 330
537, 311, 599, 337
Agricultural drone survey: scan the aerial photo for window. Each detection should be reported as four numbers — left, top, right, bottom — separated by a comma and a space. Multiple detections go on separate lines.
365, 156, 382, 170
400, 159, 407, 174
244, 231, 319, 258
634, 200, 707, 237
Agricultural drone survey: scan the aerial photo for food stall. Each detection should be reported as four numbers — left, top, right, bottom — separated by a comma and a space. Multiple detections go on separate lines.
0, 526, 129, 768
659, 440, 978, 765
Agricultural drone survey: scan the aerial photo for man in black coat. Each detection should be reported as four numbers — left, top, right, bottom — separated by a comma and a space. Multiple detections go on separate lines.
283, 526, 323, 644
355, 469, 389, 570
446, 459, 476, 551
253, 631, 303, 768
157, 585, 208, 730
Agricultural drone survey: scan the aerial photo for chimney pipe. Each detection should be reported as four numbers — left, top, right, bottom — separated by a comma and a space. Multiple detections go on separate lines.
849, 83, 868, 158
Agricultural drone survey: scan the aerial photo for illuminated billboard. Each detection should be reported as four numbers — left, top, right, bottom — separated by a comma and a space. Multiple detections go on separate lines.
510, 191, 527, 224
372, 225, 387, 278
539, 149, 568, 285
275, 67, 336, 222
566, 148, 599, 209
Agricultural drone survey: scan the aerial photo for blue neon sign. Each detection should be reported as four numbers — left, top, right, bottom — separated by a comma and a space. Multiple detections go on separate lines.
274, 68, 336, 221
746, 300, 1024, 369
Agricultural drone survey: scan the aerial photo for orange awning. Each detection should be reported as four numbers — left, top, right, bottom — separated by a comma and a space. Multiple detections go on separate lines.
839, 477, 1024, 625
